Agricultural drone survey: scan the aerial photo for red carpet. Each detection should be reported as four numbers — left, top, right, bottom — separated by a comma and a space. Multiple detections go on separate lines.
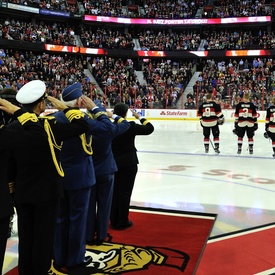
6, 206, 216, 275
197, 223, 275, 275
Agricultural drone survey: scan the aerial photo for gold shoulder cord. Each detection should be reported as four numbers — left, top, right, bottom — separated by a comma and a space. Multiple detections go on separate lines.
43, 119, 64, 177
79, 133, 93, 155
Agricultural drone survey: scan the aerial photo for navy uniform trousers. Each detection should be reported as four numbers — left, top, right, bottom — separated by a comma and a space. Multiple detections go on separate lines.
53, 188, 91, 267
87, 174, 114, 241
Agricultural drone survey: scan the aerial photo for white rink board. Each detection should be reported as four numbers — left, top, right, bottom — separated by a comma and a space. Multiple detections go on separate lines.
43, 108, 267, 122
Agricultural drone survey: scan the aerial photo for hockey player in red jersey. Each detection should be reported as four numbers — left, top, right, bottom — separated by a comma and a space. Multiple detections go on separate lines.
198, 93, 224, 154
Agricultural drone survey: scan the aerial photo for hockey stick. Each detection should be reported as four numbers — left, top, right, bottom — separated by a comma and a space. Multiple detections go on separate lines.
210, 138, 220, 154
209, 138, 215, 151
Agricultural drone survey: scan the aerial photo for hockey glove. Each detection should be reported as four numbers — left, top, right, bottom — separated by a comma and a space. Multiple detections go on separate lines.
264, 132, 270, 139
218, 117, 224, 125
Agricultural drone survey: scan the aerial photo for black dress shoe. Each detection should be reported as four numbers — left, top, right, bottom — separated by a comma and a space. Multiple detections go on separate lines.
86, 239, 96, 246
95, 239, 103, 245
68, 256, 93, 270
112, 221, 133, 230
53, 262, 68, 273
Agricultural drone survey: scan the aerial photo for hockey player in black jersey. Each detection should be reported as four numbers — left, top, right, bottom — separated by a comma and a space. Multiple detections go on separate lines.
198, 93, 224, 154
264, 97, 275, 157
233, 93, 258, 155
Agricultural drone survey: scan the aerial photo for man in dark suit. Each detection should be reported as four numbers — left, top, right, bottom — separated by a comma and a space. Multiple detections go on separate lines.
7, 80, 90, 275
110, 103, 154, 230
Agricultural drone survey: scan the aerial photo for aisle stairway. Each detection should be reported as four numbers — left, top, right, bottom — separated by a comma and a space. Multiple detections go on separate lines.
177, 71, 201, 109
84, 68, 103, 95
135, 70, 147, 85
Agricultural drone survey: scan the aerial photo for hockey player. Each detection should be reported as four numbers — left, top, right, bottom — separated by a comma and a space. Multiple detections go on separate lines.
264, 97, 275, 157
198, 93, 224, 154
233, 93, 258, 154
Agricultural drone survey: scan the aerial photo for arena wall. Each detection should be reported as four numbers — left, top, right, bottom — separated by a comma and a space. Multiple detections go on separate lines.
43, 109, 266, 122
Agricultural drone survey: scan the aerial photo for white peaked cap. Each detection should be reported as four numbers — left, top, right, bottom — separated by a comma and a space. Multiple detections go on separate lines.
16, 80, 46, 104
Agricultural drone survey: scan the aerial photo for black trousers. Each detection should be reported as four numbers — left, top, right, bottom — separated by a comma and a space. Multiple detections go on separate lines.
237, 126, 254, 139
110, 165, 138, 227
203, 125, 220, 139
16, 199, 58, 275
0, 216, 9, 274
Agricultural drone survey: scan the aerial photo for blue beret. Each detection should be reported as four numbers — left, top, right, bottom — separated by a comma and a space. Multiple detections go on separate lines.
16, 80, 46, 104
62, 83, 82, 101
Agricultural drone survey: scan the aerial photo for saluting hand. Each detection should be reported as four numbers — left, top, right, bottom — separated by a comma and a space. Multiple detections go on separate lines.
0, 98, 20, 114
130, 109, 140, 120
47, 96, 68, 111
106, 110, 113, 118
81, 95, 96, 110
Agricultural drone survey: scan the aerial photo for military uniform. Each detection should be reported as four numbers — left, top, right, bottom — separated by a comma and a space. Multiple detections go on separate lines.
52, 83, 124, 269
7, 80, 90, 275
86, 111, 130, 244
0, 88, 21, 239
0, 109, 43, 274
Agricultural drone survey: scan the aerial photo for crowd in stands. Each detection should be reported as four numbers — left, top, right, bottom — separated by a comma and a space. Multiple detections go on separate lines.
0, 49, 99, 102
87, 56, 192, 108
7, 0, 78, 13
1, 48, 275, 110
0, 48, 189, 109
80, 27, 134, 49
83, 0, 124, 17
6, 0, 274, 18
138, 29, 201, 51
142, 59, 192, 107
0, 18, 77, 45
2, 16, 275, 51
192, 57, 275, 110
137, 0, 203, 19
202, 29, 275, 50
211, 0, 271, 18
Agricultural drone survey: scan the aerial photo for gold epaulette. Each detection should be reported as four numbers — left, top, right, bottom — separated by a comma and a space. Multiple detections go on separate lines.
93, 111, 108, 119
9, 182, 14, 193
117, 117, 125, 123
65, 109, 85, 122
17, 113, 39, 125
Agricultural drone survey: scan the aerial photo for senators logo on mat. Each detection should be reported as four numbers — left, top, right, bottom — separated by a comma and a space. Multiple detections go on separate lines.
49, 240, 190, 274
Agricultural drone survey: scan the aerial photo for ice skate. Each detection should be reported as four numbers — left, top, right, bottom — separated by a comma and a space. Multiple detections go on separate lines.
237, 146, 242, 154
249, 146, 253, 155
214, 146, 220, 154
205, 145, 209, 153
